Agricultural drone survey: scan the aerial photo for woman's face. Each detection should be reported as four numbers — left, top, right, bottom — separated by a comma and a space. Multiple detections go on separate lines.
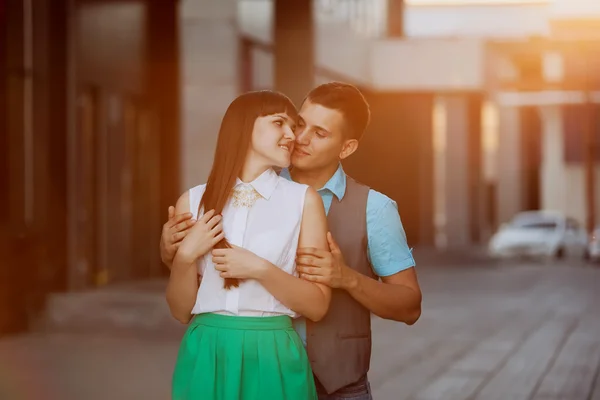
250, 112, 296, 168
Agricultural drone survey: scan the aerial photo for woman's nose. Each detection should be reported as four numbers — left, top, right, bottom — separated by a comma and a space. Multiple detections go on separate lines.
284, 127, 295, 140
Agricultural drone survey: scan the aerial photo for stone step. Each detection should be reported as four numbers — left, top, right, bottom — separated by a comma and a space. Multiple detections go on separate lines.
35, 249, 491, 337
36, 279, 186, 338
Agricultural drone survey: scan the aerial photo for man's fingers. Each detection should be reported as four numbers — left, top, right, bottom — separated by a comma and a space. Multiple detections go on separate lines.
206, 214, 222, 230
172, 231, 189, 243
326, 232, 341, 254
296, 266, 321, 275
167, 212, 194, 228
200, 209, 216, 223
173, 219, 196, 233
300, 273, 326, 283
297, 247, 329, 258
168, 206, 175, 219
296, 256, 319, 267
166, 242, 180, 253
297, 255, 329, 268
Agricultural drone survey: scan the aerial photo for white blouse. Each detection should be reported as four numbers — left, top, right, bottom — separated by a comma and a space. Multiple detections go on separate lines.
188, 168, 309, 317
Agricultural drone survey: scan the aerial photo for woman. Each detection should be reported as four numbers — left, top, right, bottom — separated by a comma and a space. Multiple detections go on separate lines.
167, 90, 330, 400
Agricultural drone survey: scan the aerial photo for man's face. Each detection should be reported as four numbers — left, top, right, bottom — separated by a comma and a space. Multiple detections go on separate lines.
291, 100, 351, 172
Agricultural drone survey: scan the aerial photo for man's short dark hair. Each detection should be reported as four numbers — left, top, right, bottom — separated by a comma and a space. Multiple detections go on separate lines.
304, 82, 370, 141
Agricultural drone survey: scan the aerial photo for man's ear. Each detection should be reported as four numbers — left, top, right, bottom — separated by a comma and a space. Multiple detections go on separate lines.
339, 139, 359, 160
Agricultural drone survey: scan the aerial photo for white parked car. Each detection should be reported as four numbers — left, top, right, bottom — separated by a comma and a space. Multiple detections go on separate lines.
588, 226, 600, 263
489, 211, 589, 260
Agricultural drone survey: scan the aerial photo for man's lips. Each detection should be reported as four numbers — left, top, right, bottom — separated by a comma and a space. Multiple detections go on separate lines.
294, 148, 310, 156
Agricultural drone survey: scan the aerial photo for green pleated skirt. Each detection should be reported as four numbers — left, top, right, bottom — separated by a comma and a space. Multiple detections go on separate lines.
172, 313, 317, 400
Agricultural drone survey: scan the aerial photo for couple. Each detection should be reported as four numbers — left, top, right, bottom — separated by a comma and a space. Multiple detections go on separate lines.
160, 82, 422, 400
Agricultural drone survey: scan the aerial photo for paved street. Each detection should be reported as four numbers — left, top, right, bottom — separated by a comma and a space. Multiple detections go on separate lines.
1, 259, 599, 400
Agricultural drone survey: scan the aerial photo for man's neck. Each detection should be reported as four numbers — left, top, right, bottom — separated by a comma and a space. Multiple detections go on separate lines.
289, 163, 340, 190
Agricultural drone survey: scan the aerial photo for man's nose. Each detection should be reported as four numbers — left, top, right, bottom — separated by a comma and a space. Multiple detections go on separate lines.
295, 130, 310, 145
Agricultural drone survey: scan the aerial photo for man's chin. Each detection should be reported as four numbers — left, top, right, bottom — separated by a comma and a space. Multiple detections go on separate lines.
292, 149, 310, 159
290, 155, 308, 169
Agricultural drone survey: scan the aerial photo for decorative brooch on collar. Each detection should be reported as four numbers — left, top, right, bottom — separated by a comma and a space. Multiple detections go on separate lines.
232, 185, 262, 208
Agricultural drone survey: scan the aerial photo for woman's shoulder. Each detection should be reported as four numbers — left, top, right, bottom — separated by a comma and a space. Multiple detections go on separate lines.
274, 177, 318, 214
188, 183, 207, 195
186, 183, 207, 204
184, 183, 207, 216
276, 176, 309, 192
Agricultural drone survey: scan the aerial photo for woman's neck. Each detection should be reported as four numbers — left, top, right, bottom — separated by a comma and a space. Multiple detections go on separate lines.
239, 157, 270, 183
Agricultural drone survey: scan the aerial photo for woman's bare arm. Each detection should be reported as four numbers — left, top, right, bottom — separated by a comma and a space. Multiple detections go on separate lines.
254, 187, 331, 321
166, 191, 198, 323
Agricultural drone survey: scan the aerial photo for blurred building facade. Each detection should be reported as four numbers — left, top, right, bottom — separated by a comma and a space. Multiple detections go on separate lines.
3, 0, 599, 335
185, 0, 494, 247
0, 0, 180, 334
182, 0, 600, 249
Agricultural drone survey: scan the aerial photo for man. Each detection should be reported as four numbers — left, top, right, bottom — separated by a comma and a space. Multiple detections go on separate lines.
160, 82, 422, 399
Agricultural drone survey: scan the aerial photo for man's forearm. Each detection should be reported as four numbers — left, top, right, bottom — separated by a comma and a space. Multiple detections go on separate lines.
160, 245, 174, 270
343, 269, 421, 324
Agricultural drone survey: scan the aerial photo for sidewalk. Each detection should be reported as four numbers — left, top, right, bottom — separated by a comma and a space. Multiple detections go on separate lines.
33, 247, 490, 337
3, 258, 599, 400
412, 245, 494, 268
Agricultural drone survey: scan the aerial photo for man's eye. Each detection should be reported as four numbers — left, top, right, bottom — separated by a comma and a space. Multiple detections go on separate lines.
315, 131, 325, 138
274, 120, 283, 126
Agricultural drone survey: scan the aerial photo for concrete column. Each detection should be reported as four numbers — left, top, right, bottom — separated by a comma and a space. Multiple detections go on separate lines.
496, 106, 524, 225
441, 94, 483, 247
540, 105, 568, 214
274, 0, 313, 106
443, 95, 470, 247
180, 0, 238, 188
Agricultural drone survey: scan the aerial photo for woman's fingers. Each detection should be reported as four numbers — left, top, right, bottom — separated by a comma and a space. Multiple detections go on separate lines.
206, 214, 222, 230
200, 209, 216, 223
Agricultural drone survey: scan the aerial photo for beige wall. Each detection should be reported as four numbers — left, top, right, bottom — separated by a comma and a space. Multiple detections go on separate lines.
496, 106, 525, 225
179, 0, 238, 191
540, 105, 600, 226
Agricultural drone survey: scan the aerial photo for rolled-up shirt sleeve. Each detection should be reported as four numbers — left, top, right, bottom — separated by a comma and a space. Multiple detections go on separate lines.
366, 190, 415, 277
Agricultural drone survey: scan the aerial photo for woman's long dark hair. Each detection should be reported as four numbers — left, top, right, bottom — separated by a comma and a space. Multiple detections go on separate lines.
201, 91, 298, 289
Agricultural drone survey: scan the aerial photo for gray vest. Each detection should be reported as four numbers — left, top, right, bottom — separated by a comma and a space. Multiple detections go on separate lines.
306, 176, 376, 394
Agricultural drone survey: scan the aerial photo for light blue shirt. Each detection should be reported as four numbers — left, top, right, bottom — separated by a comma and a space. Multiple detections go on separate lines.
280, 165, 415, 345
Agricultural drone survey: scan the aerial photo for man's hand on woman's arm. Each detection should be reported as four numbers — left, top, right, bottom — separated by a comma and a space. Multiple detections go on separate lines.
160, 206, 197, 268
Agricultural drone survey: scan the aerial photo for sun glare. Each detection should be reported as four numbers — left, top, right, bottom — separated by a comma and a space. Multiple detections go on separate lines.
406, 0, 549, 5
